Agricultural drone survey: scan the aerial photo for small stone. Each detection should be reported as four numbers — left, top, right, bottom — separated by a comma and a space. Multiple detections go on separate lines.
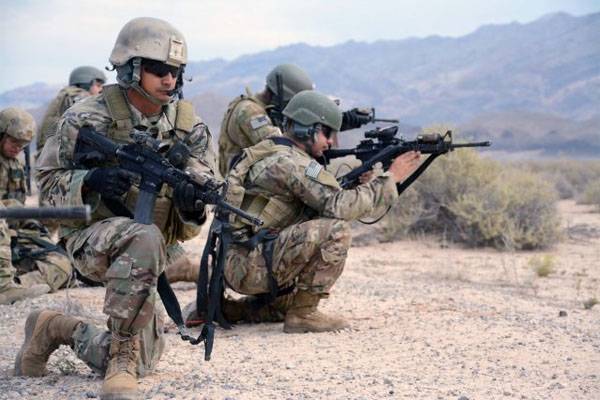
458, 396, 469, 400
85, 392, 97, 399
558, 310, 567, 317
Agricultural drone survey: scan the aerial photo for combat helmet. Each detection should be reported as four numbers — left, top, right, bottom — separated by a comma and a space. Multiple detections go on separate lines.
109, 17, 188, 104
69, 66, 107, 90
266, 64, 314, 104
283, 90, 342, 141
0, 107, 36, 142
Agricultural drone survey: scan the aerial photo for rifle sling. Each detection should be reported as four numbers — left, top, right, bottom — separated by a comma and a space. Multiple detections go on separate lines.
395, 153, 441, 195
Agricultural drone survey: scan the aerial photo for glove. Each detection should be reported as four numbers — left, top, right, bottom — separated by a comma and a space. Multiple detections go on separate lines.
83, 167, 135, 198
173, 182, 205, 215
341, 108, 372, 131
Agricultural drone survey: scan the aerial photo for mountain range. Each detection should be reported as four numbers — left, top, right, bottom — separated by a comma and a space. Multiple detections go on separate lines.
1, 11, 598, 157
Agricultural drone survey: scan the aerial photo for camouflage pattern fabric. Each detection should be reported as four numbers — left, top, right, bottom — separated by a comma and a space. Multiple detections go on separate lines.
0, 153, 27, 205
225, 218, 351, 296
36, 89, 215, 374
217, 92, 280, 177
37, 86, 89, 152
66, 217, 166, 375
0, 204, 17, 290
36, 92, 215, 244
224, 139, 398, 304
0, 153, 73, 291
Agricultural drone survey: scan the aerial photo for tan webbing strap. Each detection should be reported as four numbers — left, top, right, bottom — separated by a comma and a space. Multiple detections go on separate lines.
175, 100, 195, 134
103, 84, 133, 142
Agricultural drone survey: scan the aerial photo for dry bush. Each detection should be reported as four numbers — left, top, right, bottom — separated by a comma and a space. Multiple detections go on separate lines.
579, 179, 600, 211
516, 159, 600, 199
381, 140, 562, 250
528, 254, 556, 277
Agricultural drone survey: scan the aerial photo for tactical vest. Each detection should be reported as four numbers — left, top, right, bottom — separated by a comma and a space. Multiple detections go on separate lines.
101, 84, 197, 244
38, 86, 88, 149
225, 138, 305, 232
219, 88, 264, 149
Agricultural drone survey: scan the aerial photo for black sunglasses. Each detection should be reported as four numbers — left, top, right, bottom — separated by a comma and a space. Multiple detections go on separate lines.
142, 59, 180, 78
318, 124, 333, 139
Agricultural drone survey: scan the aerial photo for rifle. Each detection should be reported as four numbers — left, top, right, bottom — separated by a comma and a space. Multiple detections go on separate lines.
323, 126, 491, 193
23, 144, 32, 195
73, 126, 262, 359
268, 72, 286, 130
0, 206, 91, 221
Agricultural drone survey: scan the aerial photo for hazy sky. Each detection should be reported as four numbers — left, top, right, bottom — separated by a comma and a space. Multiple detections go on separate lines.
1, 0, 598, 92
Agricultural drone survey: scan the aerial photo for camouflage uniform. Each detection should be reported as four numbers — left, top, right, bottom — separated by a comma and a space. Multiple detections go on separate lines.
0, 204, 16, 290
37, 86, 90, 152
35, 84, 215, 375
0, 149, 73, 292
217, 90, 280, 177
224, 138, 398, 305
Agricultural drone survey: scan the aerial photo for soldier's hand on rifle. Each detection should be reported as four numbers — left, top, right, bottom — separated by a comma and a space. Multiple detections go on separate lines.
173, 182, 206, 215
358, 170, 375, 184
388, 151, 421, 183
83, 167, 136, 198
341, 108, 372, 131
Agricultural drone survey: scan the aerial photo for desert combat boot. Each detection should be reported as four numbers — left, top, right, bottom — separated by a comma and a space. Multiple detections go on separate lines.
283, 291, 350, 333
101, 333, 140, 400
14, 310, 82, 376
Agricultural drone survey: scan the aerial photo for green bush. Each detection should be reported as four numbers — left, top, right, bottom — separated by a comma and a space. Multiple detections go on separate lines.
381, 135, 562, 250
529, 254, 556, 277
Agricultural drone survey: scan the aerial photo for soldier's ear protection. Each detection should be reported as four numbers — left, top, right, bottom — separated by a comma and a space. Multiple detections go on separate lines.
292, 122, 317, 140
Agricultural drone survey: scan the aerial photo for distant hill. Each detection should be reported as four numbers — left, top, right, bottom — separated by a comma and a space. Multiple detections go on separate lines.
2, 12, 598, 158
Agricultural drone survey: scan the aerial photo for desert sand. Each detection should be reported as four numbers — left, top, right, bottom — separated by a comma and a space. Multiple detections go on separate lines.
0, 200, 598, 399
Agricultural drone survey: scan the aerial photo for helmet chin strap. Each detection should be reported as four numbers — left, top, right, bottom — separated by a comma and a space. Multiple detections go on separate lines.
130, 58, 173, 106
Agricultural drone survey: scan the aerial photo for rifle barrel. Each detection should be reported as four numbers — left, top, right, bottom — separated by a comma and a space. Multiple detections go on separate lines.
0, 206, 91, 221
451, 141, 491, 148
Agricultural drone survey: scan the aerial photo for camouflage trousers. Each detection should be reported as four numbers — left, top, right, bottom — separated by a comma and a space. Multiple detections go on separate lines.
13, 251, 73, 292
64, 217, 167, 375
0, 233, 72, 293
224, 218, 352, 302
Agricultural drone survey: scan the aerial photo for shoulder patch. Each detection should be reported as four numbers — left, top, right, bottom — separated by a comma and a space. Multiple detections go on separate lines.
305, 160, 323, 180
250, 115, 269, 130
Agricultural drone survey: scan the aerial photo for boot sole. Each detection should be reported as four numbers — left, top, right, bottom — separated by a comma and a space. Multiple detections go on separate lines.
14, 310, 45, 376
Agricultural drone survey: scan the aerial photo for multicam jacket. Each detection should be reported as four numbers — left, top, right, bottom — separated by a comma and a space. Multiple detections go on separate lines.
226, 137, 399, 232
36, 84, 217, 245
37, 86, 90, 151
217, 89, 281, 178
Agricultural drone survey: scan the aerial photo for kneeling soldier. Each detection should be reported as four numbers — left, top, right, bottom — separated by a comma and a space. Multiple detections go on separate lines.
222, 90, 421, 333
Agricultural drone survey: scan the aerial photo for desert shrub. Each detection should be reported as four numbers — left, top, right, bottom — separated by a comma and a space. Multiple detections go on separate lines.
579, 179, 600, 211
381, 139, 562, 249
528, 254, 556, 277
517, 159, 600, 199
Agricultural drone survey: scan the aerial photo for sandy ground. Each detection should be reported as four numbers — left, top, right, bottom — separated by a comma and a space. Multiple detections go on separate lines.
0, 200, 598, 399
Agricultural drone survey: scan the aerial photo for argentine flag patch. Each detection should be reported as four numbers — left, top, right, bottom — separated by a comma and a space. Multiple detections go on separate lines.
305, 160, 323, 180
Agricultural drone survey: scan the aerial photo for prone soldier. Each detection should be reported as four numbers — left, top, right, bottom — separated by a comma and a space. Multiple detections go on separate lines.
15, 17, 216, 400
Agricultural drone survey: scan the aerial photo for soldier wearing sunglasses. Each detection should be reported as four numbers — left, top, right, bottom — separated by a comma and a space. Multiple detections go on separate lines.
16, 17, 216, 400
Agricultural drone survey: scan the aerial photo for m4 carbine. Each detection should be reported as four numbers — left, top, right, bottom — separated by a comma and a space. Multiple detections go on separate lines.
73, 126, 262, 358
323, 125, 491, 193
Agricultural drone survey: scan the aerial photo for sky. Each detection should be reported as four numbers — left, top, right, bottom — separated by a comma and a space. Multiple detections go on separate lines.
1, 0, 599, 92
